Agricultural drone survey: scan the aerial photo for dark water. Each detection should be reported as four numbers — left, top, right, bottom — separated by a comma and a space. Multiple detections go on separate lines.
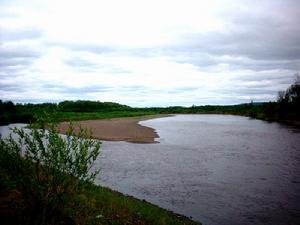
94, 115, 300, 225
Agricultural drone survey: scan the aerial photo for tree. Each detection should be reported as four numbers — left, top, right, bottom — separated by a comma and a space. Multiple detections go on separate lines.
277, 73, 300, 117
287, 74, 300, 108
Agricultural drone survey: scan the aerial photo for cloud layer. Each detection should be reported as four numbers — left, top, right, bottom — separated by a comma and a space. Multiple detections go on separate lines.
1, 0, 299, 106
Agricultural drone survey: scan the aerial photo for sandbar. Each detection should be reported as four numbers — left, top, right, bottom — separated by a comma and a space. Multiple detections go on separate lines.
58, 115, 168, 143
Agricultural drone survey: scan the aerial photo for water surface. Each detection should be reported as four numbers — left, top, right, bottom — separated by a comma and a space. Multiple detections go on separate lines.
95, 115, 300, 225
1, 116, 300, 225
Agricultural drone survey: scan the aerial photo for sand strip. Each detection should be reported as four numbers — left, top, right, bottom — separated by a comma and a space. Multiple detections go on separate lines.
58, 115, 168, 143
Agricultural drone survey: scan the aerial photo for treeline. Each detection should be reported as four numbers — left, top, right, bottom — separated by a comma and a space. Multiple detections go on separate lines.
58, 100, 132, 112
144, 75, 300, 122
0, 101, 138, 125
1, 75, 299, 125
142, 103, 268, 118
276, 75, 300, 121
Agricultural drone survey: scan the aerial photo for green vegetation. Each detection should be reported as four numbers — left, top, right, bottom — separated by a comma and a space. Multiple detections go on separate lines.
0, 121, 200, 225
0, 101, 156, 125
49, 111, 157, 123
0, 120, 101, 224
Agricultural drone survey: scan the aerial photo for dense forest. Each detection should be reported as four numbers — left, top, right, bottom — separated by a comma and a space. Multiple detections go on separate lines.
1, 75, 299, 126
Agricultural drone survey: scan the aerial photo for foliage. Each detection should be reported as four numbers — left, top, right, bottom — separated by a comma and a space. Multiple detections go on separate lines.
58, 100, 132, 112
0, 120, 101, 225
79, 184, 201, 225
0, 100, 155, 125
277, 74, 300, 117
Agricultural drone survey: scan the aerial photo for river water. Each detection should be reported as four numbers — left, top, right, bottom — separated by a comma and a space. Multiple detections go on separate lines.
1, 115, 300, 225
95, 115, 300, 225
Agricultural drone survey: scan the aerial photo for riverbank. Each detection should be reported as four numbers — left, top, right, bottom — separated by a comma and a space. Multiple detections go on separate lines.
0, 178, 201, 225
58, 114, 169, 143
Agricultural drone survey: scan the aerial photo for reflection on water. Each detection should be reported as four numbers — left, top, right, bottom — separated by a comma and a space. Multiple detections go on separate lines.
95, 115, 300, 225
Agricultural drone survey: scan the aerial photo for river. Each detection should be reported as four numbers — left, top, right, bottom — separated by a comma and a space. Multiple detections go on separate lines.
95, 115, 300, 225
1, 115, 300, 225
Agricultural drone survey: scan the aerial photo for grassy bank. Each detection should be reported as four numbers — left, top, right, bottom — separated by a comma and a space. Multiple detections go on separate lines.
0, 170, 200, 225
49, 111, 158, 123
0, 107, 157, 125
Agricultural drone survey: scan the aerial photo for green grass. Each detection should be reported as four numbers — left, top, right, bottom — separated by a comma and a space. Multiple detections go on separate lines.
76, 183, 200, 225
0, 167, 201, 225
41, 111, 158, 123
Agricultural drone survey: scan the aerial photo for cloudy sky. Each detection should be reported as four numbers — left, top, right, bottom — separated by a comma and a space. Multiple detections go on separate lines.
1, 0, 299, 106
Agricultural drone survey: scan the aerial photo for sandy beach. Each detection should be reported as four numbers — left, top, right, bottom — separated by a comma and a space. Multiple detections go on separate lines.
58, 115, 167, 143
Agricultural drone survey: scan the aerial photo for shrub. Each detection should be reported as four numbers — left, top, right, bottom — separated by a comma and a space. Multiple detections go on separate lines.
0, 121, 101, 225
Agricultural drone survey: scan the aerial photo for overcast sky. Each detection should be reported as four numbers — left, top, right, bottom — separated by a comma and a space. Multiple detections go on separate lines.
1, 0, 299, 106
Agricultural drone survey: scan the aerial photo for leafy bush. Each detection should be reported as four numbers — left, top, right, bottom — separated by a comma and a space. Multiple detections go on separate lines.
0, 121, 101, 225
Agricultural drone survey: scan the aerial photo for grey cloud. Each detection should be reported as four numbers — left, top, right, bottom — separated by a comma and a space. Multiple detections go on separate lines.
234, 72, 295, 84
0, 27, 42, 42
64, 58, 96, 68
50, 40, 163, 59
49, 42, 113, 54
0, 82, 26, 92
0, 27, 42, 71
105, 67, 132, 74
0, 46, 40, 59
228, 72, 296, 99
0, 45, 41, 75
7, 98, 59, 104
64, 57, 97, 72
228, 59, 300, 71
241, 82, 283, 89
1, 0, 299, 106
118, 47, 163, 58
118, 86, 199, 95
69, 44, 112, 54
0, 57, 33, 68
174, 28, 300, 61
217, 78, 291, 102
176, 52, 300, 71
164, 87, 199, 94
161, 1, 300, 74
90, 7, 300, 73
170, 53, 217, 69
2, 0, 299, 66
0, 82, 114, 98
0, 77, 40, 96
41, 84, 113, 94
220, 87, 277, 96
119, 85, 147, 91
110, 86, 195, 98
67, 85, 113, 94
118, 85, 152, 95
64, 56, 132, 74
